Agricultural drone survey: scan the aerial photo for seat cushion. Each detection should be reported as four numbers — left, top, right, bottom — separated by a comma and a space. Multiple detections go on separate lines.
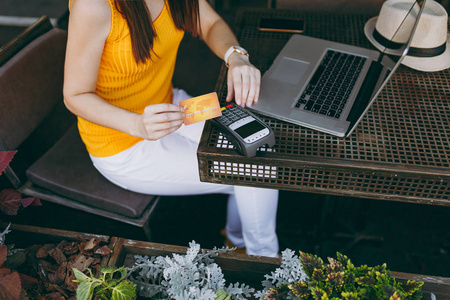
26, 124, 156, 218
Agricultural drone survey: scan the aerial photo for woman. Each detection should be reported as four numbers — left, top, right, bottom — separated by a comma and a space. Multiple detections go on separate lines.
63, 0, 279, 257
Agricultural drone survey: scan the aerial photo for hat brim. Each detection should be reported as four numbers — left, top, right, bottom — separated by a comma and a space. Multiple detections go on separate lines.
364, 16, 450, 72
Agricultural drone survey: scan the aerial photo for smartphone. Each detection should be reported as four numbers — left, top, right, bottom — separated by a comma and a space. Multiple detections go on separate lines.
257, 18, 305, 33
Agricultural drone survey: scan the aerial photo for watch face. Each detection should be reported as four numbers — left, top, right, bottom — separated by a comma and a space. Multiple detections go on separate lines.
234, 46, 248, 55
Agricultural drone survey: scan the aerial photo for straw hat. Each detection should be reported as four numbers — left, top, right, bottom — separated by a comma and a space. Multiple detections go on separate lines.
364, 0, 450, 72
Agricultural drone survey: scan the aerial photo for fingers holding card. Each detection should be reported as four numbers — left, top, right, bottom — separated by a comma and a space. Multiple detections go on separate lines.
180, 92, 222, 125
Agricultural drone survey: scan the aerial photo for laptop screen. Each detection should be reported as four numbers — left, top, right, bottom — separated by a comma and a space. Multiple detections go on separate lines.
346, 0, 427, 136
378, 0, 426, 61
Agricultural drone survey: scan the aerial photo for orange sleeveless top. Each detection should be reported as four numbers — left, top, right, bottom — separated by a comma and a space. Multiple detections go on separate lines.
69, 0, 184, 157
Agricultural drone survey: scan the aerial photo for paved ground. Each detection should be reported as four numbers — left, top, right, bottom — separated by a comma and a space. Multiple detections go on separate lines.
1, 0, 449, 280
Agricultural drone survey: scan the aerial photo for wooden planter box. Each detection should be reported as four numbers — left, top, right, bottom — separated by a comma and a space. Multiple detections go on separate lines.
3, 226, 448, 299
109, 238, 450, 299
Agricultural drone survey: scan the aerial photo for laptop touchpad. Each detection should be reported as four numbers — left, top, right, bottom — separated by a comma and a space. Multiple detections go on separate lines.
269, 57, 310, 86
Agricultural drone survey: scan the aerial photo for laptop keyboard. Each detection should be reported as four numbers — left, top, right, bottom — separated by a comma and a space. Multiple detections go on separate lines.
295, 50, 366, 119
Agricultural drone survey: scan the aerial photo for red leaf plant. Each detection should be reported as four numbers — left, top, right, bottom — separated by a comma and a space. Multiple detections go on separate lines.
0, 245, 22, 300
0, 151, 16, 176
0, 151, 41, 216
0, 152, 43, 299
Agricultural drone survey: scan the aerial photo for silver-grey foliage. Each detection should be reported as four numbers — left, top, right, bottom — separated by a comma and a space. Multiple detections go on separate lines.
0, 223, 11, 246
129, 241, 254, 299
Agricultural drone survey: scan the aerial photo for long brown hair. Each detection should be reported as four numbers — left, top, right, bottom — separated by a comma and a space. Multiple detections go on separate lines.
114, 0, 200, 65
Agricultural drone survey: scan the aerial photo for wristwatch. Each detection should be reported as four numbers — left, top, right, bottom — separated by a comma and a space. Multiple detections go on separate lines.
224, 46, 249, 67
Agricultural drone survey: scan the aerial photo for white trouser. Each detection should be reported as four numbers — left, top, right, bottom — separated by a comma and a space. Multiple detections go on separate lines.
89, 88, 279, 257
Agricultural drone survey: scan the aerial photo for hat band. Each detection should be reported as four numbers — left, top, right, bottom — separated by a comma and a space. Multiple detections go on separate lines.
373, 29, 446, 57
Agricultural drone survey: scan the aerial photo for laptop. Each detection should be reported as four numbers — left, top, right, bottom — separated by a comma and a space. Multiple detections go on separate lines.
249, 0, 426, 137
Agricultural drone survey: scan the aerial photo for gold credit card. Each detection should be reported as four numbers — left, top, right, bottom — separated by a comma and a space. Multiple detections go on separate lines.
180, 92, 222, 125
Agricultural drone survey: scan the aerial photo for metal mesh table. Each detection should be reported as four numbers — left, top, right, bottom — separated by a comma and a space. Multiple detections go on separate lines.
197, 9, 450, 206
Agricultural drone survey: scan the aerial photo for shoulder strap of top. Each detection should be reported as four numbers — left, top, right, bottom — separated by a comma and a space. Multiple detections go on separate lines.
105, 0, 123, 41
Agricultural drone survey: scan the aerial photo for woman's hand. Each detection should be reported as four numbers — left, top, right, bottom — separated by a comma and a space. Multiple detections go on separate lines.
136, 103, 184, 140
226, 54, 261, 108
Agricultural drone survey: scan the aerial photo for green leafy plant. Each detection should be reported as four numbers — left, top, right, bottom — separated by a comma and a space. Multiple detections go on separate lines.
262, 251, 424, 300
73, 266, 137, 300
